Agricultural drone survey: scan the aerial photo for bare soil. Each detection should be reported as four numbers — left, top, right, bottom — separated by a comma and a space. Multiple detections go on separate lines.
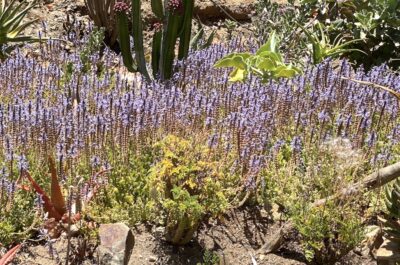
12, 207, 376, 265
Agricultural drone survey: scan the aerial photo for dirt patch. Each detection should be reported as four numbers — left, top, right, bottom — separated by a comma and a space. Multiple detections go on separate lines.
12, 207, 375, 264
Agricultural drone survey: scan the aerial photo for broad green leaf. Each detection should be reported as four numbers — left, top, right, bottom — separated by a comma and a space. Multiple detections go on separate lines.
274, 65, 298, 78
258, 51, 283, 63
228, 68, 246, 82
214, 53, 251, 69
257, 31, 278, 54
257, 57, 276, 71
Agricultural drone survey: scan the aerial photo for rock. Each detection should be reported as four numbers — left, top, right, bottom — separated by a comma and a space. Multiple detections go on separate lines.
152, 226, 165, 238
375, 239, 400, 262
98, 223, 135, 265
357, 225, 383, 257
194, 0, 256, 21
148, 255, 157, 262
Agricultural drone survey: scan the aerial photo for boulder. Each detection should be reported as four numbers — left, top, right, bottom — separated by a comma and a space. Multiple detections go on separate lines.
194, 0, 256, 21
98, 223, 135, 265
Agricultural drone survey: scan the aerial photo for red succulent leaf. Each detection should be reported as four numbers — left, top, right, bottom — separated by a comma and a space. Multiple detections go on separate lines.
17, 184, 31, 191
22, 170, 63, 221
48, 156, 67, 217
0, 244, 21, 265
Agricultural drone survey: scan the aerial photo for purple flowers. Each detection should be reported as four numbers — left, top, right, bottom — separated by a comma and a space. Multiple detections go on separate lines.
167, 0, 183, 14
114, 2, 130, 13
0, 34, 397, 189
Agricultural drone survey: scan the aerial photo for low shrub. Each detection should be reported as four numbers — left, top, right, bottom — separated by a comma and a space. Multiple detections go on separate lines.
261, 138, 369, 263
147, 135, 239, 245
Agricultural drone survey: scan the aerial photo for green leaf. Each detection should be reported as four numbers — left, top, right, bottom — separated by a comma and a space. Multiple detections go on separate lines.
274, 65, 299, 78
228, 68, 246, 82
213, 53, 251, 69
256, 57, 276, 71
258, 50, 283, 63
257, 31, 278, 54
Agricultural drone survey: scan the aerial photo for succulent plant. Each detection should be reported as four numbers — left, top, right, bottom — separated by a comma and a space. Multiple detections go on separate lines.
383, 178, 400, 241
0, 0, 42, 60
115, 0, 195, 80
84, 0, 129, 47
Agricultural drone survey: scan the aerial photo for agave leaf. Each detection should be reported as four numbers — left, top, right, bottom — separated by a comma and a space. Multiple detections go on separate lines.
327, 39, 364, 54
4, 35, 42, 42
0, 0, 18, 24
317, 22, 326, 47
189, 27, 204, 50
327, 48, 367, 59
6, 19, 38, 38
1, 0, 26, 28
394, 181, 400, 194
48, 156, 66, 217
297, 23, 323, 64
0, 244, 21, 265
2, 1, 37, 32
201, 30, 214, 50
1, 0, 5, 13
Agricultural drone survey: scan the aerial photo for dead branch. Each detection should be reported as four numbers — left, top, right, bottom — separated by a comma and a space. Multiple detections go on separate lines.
314, 161, 400, 206
341, 76, 400, 107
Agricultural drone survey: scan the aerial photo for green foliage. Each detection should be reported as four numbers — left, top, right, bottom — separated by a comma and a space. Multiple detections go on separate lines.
382, 178, 400, 242
298, 0, 400, 69
299, 22, 365, 65
0, 190, 37, 247
197, 250, 220, 265
87, 148, 155, 226
214, 32, 301, 83
254, 0, 308, 64
116, 0, 195, 80
80, 27, 105, 73
0, 0, 42, 60
261, 139, 366, 264
148, 135, 236, 245
190, 23, 214, 52
84, 0, 123, 46
292, 202, 363, 264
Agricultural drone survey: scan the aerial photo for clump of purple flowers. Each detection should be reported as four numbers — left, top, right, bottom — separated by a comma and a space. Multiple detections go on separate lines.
114, 1, 130, 13
152, 21, 163, 32
167, 0, 183, 14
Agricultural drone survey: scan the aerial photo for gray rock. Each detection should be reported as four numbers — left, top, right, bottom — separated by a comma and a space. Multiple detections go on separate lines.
194, 0, 257, 21
376, 239, 400, 262
98, 223, 135, 265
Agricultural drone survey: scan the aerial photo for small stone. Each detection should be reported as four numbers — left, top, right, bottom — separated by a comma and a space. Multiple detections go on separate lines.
68, 224, 80, 237
376, 239, 400, 261
148, 255, 157, 262
98, 223, 135, 265
271, 203, 282, 221
153, 226, 165, 238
